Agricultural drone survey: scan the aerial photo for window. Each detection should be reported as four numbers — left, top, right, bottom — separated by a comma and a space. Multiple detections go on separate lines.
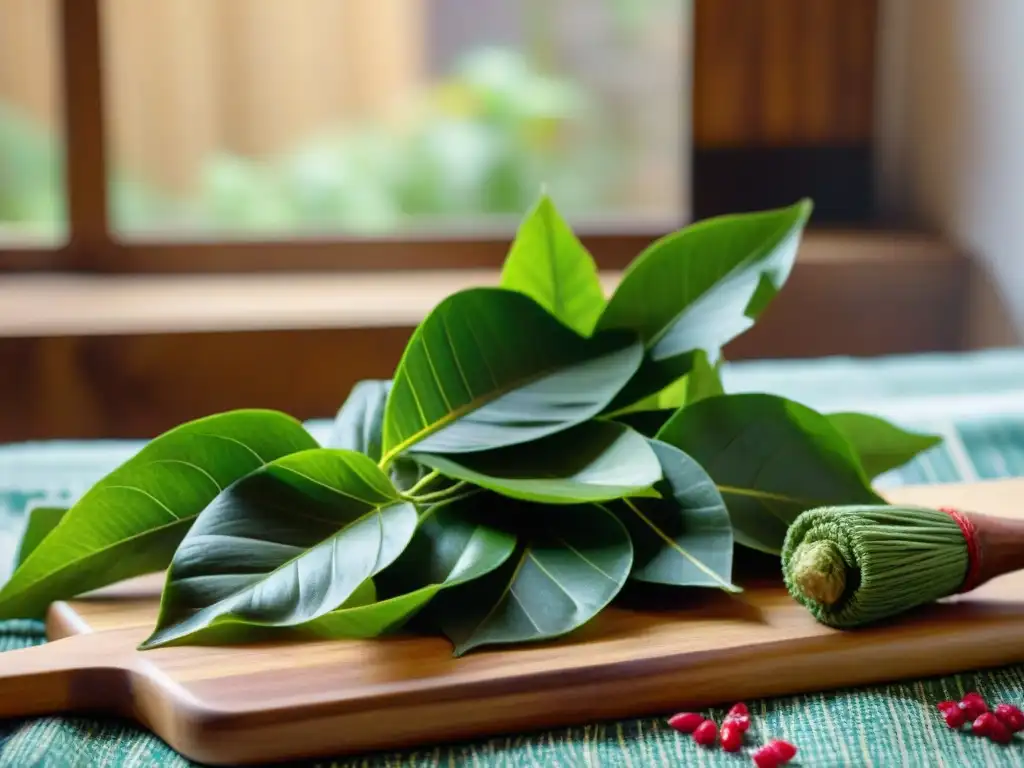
0, 0, 64, 245
0, 0, 880, 274
101, 0, 689, 238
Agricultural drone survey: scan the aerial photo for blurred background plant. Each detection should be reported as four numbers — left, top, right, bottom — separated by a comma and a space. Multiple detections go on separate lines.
0, 0, 686, 238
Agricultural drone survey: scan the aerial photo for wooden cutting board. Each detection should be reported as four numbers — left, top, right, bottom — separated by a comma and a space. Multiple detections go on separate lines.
1, 478, 1024, 766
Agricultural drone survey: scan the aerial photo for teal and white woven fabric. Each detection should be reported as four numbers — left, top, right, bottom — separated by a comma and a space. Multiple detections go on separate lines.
2, 348, 1024, 766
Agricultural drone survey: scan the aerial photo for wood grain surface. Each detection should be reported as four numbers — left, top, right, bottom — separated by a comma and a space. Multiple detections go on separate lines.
0, 478, 1022, 765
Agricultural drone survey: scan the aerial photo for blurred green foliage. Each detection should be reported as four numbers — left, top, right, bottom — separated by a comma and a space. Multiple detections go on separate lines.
0, 48, 626, 235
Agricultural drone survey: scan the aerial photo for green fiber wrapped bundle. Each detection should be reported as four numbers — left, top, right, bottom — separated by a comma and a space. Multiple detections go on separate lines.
781, 505, 970, 629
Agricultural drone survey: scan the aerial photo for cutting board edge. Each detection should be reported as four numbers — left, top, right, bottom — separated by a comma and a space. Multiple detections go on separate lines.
137, 617, 1024, 766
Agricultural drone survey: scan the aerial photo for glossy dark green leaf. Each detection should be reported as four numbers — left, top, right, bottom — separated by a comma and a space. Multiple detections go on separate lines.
827, 412, 942, 479
656, 394, 883, 555
326, 379, 391, 461
611, 440, 736, 590
410, 421, 661, 504
499, 194, 606, 337
598, 201, 811, 406
296, 497, 517, 639
0, 410, 318, 620
613, 409, 675, 438
382, 287, 643, 462
438, 502, 632, 655
14, 506, 67, 568
141, 448, 417, 648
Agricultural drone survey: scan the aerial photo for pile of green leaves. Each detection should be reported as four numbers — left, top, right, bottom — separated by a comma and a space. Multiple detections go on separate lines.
0, 196, 942, 655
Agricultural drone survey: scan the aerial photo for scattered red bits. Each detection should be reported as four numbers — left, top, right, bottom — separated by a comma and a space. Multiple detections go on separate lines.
692, 719, 717, 747
728, 714, 752, 732
941, 706, 968, 729
972, 713, 996, 737
994, 703, 1024, 733
720, 721, 743, 752
939, 692, 1021, 744
962, 692, 990, 720
667, 701, 798, 763
752, 740, 797, 767
727, 702, 750, 719
667, 712, 704, 734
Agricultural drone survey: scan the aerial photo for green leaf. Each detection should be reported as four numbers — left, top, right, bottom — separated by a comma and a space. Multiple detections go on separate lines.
141, 449, 418, 649
598, 200, 811, 406
296, 497, 517, 639
613, 409, 675, 438
410, 421, 662, 504
437, 502, 633, 656
612, 440, 736, 590
656, 394, 883, 555
0, 410, 318, 620
614, 349, 724, 415
499, 193, 606, 336
14, 506, 67, 569
327, 379, 391, 461
827, 412, 942, 479
382, 287, 643, 461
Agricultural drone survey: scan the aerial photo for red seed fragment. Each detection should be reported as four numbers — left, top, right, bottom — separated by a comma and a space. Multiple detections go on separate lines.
727, 702, 750, 719
720, 722, 743, 752
693, 719, 717, 747
727, 713, 752, 732
994, 703, 1024, 733
751, 746, 780, 768
770, 740, 798, 762
667, 712, 704, 734
973, 712, 997, 737
753, 740, 797, 767
962, 692, 989, 720
988, 717, 1013, 745
943, 707, 967, 729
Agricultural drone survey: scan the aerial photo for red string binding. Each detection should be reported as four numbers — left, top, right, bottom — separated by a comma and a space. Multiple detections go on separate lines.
940, 506, 983, 593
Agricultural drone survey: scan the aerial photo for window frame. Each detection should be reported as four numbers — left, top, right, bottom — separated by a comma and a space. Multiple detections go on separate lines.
0, 0, 880, 275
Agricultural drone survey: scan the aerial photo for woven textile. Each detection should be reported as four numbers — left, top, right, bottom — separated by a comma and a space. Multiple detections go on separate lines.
3, 349, 1024, 767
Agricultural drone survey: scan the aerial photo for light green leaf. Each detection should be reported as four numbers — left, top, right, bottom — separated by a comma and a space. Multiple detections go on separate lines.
598, 200, 811, 407
0, 410, 318, 620
327, 379, 391, 461
499, 193, 606, 336
612, 440, 736, 590
141, 449, 417, 649
14, 506, 67, 569
613, 349, 723, 415
656, 393, 883, 555
827, 412, 943, 479
297, 497, 517, 639
411, 421, 661, 504
382, 287, 643, 461
437, 502, 632, 655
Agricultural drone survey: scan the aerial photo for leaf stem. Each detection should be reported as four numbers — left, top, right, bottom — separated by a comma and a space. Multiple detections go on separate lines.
405, 470, 441, 497
413, 481, 469, 503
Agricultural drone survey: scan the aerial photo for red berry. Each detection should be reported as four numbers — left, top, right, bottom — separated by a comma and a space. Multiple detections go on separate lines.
728, 701, 750, 719
943, 707, 967, 729
994, 703, 1024, 733
973, 712, 997, 737
727, 713, 752, 732
720, 721, 743, 752
667, 712, 704, 734
937, 700, 958, 714
693, 719, 717, 746
962, 692, 989, 720
752, 745, 780, 768
989, 718, 1013, 744
769, 740, 798, 762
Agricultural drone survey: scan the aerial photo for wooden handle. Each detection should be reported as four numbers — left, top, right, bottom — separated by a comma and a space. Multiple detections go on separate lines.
0, 633, 125, 719
970, 513, 1024, 588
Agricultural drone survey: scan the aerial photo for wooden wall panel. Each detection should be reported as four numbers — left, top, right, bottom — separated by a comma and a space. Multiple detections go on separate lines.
694, 0, 878, 148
